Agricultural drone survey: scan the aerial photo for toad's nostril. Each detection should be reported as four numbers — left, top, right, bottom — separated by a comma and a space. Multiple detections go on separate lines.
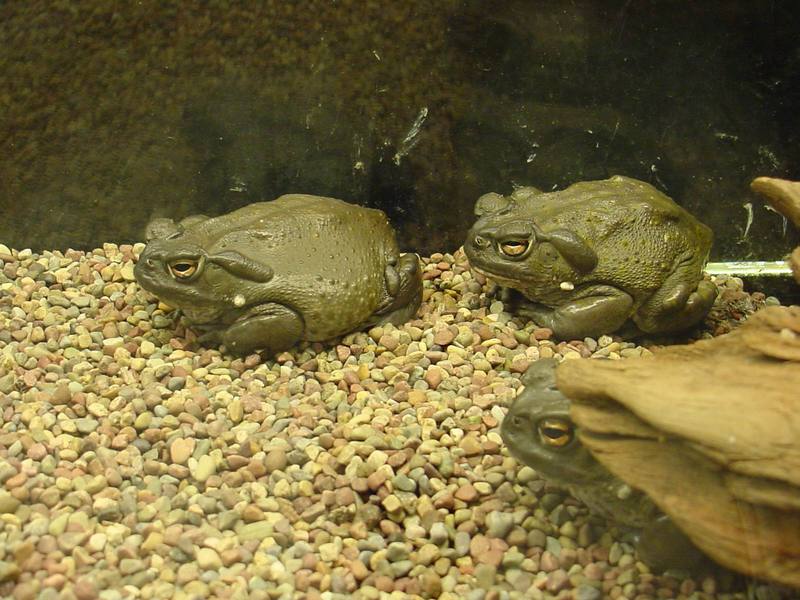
474, 235, 490, 248
510, 415, 526, 430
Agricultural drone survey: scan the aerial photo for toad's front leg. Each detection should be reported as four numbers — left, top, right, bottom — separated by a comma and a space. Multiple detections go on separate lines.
512, 285, 633, 340
220, 303, 304, 356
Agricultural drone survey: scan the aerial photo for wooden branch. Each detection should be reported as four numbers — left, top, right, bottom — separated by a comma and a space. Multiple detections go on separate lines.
751, 176, 800, 229
557, 306, 800, 587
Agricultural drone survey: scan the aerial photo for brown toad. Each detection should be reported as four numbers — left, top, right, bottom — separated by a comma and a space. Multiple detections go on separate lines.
465, 176, 717, 339
135, 194, 422, 355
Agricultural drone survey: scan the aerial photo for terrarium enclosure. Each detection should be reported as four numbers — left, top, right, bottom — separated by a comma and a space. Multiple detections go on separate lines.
1, 2, 800, 600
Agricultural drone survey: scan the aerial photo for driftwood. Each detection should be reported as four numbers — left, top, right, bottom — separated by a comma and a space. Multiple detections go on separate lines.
750, 176, 800, 283
556, 305, 800, 588
751, 176, 800, 230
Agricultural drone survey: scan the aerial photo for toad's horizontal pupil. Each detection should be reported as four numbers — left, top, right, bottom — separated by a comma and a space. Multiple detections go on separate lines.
543, 428, 566, 438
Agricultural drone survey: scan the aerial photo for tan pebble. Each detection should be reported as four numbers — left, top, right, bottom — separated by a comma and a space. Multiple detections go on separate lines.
510, 356, 530, 373
141, 531, 164, 552
273, 479, 291, 497
170, 438, 195, 465
27, 443, 47, 461
469, 534, 491, 557
433, 328, 455, 346
4, 472, 27, 489
474, 482, 492, 495
454, 484, 478, 503
196, 547, 222, 570
193, 455, 216, 482
424, 366, 443, 388
318, 542, 340, 562
119, 262, 136, 281
87, 533, 107, 552
264, 449, 287, 472
459, 435, 483, 457
350, 559, 369, 581
408, 390, 427, 405
378, 334, 399, 351
227, 399, 243, 423
73, 578, 98, 600
50, 383, 73, 405
242, 504, 265, 523
540, 551, 559, 572
357, 363, 370, 380
0, 492, 20, 514
367, 471, 387, 490
382, 494, 403, 512
237, 521, 272, 542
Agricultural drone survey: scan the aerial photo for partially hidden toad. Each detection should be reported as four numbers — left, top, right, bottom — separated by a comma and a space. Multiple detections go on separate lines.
465, 176, 717, 340
134, 194, 422, 355
501, 358, 708, 573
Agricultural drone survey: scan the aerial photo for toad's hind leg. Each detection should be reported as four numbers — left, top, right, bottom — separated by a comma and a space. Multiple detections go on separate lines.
635, 252, 717, 334
369, 253, 423, 327
220, 303, 304, 356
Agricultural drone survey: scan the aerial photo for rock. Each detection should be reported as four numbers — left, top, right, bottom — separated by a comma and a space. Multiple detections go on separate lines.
193, 455, 216, 482
170, 438, 195, 464
0, 492, 20, 514
264, 449, 288, 472
196, 548, 222, 570
485, 511, 514, 538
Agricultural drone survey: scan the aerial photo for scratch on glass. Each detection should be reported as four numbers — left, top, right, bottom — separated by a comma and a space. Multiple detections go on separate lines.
393, 107, 429, 165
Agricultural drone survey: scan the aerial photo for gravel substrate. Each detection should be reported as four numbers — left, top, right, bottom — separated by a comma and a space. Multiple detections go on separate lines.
0, 242, 790, 600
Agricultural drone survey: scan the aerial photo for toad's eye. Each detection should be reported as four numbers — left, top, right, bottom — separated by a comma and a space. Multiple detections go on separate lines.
538, 418, 573, 447
168, 259, 198, 279
499, 240, 530, 257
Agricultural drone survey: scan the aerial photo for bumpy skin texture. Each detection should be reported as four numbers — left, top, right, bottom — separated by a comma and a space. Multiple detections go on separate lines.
134, 194, 422, 355
501, 359, 707, 573
465, 176, 717, 339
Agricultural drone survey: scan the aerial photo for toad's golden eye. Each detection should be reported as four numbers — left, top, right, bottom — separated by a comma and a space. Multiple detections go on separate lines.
538, 418, 573, 447
168, 259, 198, 279
499, 240, 529, 257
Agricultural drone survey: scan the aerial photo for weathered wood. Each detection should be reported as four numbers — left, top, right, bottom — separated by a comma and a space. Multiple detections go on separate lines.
751, 176, 800, 229
557, 305, 800, 587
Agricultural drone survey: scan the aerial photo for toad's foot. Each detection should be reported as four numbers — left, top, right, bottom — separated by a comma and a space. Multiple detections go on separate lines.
371, 253, 423, 326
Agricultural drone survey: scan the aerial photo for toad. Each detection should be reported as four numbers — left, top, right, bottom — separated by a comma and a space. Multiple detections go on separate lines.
465, 176, 717, 339
501, 358, 708, 572
134, 194, 422, 355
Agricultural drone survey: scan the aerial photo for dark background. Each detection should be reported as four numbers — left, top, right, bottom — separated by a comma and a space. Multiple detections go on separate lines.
1, 0, 798, 259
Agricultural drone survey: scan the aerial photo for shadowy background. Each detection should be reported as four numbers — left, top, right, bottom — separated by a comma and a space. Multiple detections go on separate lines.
1, 0, 798, 259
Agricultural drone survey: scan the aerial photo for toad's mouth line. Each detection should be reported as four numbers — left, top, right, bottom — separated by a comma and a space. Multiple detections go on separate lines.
469, 265, 522, 288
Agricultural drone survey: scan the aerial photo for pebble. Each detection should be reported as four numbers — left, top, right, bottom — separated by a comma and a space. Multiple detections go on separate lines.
0, 245, 766, 600
485, 511, 515, 538
196, 548, 222, 571
170, 438, 195, 464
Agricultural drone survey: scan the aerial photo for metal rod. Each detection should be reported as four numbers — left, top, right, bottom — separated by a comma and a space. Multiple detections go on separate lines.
705, 261, 793, 277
